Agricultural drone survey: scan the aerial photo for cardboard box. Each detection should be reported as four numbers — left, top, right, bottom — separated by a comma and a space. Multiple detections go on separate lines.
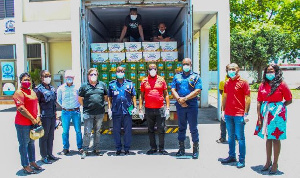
127, 71, 138, 81
119, 63, 127, 70
168, 91, 174, 99
142, 42, 160, 52
98, 63, 110, 72
108, 43, 125, 52
165, 62, 174, 71
158, 71, 166, 78
110, 63, 117, 72
161, 51, 178, 62
109, 53, 126, 62
110, 73, 117, 80
160, 41, 177, 52
166, 80, 173, 90
143, 52, 161, 62
90, 43, 108, 53
166, 71, 175, 80
175, 62, 183, 73
128, 63, 138, 71
125, 42, 142, 52
91, 53, 109, 63
126, 52, 143, 62
138, 71, 147, 81
138, 63, 147, 71
157, 62, 165, 71
100, 72, 109, 81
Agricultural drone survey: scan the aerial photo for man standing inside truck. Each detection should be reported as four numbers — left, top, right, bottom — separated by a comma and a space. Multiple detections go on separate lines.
107, 66, 137, 156
119, 8, 144, 42
171, 58, 202, 159
139, 64, 170, 155
153, 22, 173, 42
78, 68, 108, 159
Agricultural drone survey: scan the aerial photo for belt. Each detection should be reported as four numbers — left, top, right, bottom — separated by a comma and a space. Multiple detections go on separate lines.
62, 107, 80, 111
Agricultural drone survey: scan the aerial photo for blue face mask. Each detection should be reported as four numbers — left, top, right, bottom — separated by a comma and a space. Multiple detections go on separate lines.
227, 71, 236, 78
183, 65, 191, 73
116, 72, 125, 79
266, 73, 275, 81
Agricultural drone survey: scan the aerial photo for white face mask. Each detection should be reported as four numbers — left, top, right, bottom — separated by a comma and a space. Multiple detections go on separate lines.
149, 69, 157, 77
90, 76, 97, 82
159, 30, 165, 34
130, 15, 137, 20
43, 77, 51, 84
183, 65, 191, 72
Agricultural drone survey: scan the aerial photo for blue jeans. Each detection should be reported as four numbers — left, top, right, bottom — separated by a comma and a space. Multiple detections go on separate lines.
225, 115, 246, 162
15, 124, 35, 167
177, 107, 199, 143
130, 36, 142, 42
82, 114, 104, 151
61, 110, 83, 150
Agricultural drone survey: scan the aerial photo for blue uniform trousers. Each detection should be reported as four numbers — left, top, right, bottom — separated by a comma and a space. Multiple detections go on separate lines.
112, 114, 132, 151
39, 116, 56, 158
177, 107, 199, 143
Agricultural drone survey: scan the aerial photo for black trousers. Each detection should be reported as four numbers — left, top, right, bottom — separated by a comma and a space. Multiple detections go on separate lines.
145, 107, 165, 150
39, 116, 56, 158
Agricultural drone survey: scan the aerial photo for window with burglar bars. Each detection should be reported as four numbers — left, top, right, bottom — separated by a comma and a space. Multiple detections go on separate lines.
0, 0, 14, 19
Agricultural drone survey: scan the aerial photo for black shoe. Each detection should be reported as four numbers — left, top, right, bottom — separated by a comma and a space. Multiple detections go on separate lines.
221, 156, 237, 164
159, 149, 168, 155
124, 150, 130, 155
192, 142, 199, 159
93, 150, 104, 156
216, 138, 227, 143
61, 149, 70, 155
41, 157, 52, 164
176, 141, 185, 156
146, 149, 157, 155
48, 155, 60, 160
116, 150, 122, 156
81, 151, 87, 159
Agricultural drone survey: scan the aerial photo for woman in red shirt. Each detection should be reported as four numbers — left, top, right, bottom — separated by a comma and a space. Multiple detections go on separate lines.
13, 72, 43, 174
254, 65, 292, 174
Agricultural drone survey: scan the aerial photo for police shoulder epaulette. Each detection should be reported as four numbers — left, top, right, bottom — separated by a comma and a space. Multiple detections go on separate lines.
109, 80, 116, 84
126, 79, 132, 83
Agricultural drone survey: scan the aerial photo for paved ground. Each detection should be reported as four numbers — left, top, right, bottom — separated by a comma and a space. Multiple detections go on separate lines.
1, 97, 300, 178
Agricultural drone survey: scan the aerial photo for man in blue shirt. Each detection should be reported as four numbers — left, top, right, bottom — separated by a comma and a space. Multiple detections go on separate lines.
108, 66, 137, 155
57, 70, 82, 155
171, 58, 202, 159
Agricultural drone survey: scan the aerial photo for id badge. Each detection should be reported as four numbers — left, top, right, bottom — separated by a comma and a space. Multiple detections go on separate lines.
113, 91, 119, 95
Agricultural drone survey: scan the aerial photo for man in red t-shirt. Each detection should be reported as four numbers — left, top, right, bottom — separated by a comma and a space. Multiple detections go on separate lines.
139, 64, 170, 155
221, 63, 251, 169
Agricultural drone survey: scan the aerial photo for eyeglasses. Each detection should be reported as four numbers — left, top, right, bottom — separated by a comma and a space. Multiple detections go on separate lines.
42, 75, 51, 78
89, 73, 97, 76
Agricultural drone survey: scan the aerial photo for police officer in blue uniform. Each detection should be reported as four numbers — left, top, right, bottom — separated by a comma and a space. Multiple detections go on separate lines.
34, 70, 60, 164
171, 58, 202, 159
108, 66, 137, 156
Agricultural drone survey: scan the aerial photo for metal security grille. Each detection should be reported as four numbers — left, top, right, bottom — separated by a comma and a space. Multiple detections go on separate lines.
0, 0, 14, 19
0, 45, 15, 59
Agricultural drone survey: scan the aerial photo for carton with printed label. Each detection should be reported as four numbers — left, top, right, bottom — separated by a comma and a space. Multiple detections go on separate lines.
160, 41, 177, 52
91, 53, 109, 63
90, 43, 108, 53
109, 53, 126, 62
125, 42, 142, 52
126, 52, 143, 62
142, 42, 160, 52
108, 43, 125, 52
161, 51, 178, 62
143, 52, 160, 62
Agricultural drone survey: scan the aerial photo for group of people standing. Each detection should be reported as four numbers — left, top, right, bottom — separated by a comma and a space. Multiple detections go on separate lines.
13, 59, 292, 175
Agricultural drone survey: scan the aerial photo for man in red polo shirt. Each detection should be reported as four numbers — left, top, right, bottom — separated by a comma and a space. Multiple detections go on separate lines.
139, 63, 170, 155
221, 63, 251, 169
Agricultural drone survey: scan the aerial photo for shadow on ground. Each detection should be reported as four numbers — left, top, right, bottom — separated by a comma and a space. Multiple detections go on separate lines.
251, 165, 284, 176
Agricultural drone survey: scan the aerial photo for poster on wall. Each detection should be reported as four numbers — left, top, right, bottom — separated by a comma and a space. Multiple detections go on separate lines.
1, 62, 15, 81
2, 83, 15, 96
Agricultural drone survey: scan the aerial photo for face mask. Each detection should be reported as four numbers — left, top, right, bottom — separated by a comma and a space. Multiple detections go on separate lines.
90, 76, 97, 82
149, 69, 157, 77
228, 71, 236, 78
159, 30, 165, 34
21, 81, 31, 89
266, 73, 275, 81
116, 72, 125, 79
130, 15, 137, 20
183, 65, 191, 73
66, 78, 73, 84
44, 77, 51, 84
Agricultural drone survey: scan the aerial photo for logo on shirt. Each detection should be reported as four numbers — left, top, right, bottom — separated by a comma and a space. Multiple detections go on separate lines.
129, 22, 138, 29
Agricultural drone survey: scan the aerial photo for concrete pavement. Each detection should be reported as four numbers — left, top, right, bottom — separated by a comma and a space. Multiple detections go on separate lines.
1, 98, 300, 178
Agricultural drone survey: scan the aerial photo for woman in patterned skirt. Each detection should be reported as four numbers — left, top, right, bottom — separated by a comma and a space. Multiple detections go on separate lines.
254, 64, 292, 174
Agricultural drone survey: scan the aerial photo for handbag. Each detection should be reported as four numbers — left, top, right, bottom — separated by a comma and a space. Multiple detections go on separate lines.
30, 125, 44, 140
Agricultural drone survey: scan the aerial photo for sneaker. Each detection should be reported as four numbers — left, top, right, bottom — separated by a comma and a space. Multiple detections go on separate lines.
237, 161, 245, 168
78, 149, 84, 154
146, 149, 157, 155
93, 150, 103, 156
216, 138, 226, 143
81, 151, 87, 159
124, 150, 130, 155
221, 156, 237, 164
116, 150, 122, 156
61, 149, 69, 155
158, 149, 168, 155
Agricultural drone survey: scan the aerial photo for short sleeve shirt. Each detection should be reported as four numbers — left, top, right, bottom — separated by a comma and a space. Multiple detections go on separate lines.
140, 75, 167, 109
34, 84, 57, 118
171, 72, 202, 107
224, 75, 250, 116
108, 79, 136, 115
13, 89, 38, 126
219, 76, 229, 99
79, 81, 108, 115
153, 30, 172, 39
125, 14, 142, 39
257, 82, 292, 102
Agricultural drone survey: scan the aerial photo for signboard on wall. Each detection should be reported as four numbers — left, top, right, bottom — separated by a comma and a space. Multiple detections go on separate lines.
1, 62, 15, 81
2, 83, 15, 96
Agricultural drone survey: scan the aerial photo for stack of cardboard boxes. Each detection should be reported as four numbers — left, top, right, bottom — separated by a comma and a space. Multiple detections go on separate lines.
91, 41, 182, 99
